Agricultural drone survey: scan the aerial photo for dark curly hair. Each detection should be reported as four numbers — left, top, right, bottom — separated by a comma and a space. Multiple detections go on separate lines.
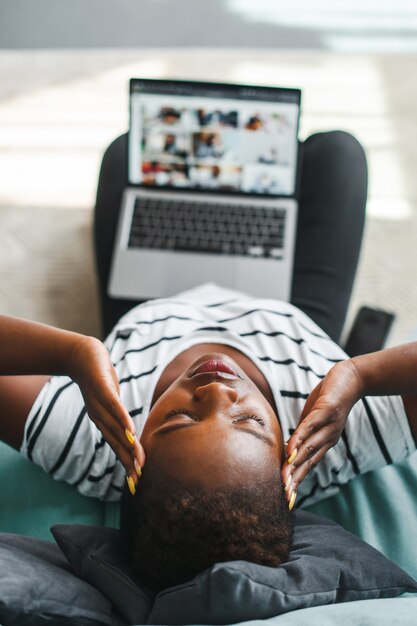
119, 458, 294, 590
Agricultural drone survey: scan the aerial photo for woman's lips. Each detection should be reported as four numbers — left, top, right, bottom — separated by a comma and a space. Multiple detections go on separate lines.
191, 359, 240, 378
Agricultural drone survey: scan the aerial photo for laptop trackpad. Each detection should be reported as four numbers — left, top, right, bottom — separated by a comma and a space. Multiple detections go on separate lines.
165, 253, 237, 292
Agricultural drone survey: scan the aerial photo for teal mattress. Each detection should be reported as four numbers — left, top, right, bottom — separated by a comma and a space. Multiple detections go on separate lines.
1, 442, 416, 624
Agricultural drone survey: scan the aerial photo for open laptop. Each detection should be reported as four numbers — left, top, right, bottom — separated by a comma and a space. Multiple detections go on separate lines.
108, 78, 301, 301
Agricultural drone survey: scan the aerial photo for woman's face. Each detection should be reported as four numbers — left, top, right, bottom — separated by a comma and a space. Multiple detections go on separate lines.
140, 352, 285, 491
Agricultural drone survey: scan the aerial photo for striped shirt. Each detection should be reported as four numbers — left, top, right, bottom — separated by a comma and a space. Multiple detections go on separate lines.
20, 283, 415, 506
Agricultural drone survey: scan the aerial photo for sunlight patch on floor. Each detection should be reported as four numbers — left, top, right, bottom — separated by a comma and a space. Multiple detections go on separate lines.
0, 56, 168, 209
230, 55, 413, 220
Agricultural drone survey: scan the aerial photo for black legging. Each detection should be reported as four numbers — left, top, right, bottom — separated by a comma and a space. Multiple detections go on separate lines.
94, 131, 367, 342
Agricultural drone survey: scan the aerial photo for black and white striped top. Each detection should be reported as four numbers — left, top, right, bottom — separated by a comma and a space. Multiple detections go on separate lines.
21, 283, 415, 506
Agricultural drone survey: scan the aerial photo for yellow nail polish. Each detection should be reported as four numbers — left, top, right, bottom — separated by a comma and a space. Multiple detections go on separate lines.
126, 475, 136, 496
287, 448, 298, 464
134, 459, 142, 478
125, 429, 135, 445
289, 490, 297, 511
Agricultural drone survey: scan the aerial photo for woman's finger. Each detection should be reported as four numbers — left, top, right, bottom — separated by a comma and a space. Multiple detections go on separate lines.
97, 422, 145, 496
96, 384, 137, 437
83, 378, 138, 445
96, 422, 141, 484
283, 442, 334, 502
285, 407, 334, 458
288, 420, 341, 469
290, 442, 334, 491
123, 424, 146, 470
281, 421, 339, 488
85, 401, 145, 469
87, 403, 133, 454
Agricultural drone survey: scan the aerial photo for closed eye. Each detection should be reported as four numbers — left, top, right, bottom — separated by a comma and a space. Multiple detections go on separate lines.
164, 408, 195, 420
157, 410, 274, 446
164, 409, 265, 426
233, 414, 265, 426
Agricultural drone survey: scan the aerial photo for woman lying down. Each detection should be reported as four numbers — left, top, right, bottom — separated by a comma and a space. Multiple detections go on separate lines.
0, 283, 416, 590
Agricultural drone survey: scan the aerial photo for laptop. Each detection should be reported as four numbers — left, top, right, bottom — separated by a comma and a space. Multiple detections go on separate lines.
108, 78, 302, 301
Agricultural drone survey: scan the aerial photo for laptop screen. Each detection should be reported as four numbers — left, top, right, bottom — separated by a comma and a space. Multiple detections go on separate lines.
129, 79, 301, 197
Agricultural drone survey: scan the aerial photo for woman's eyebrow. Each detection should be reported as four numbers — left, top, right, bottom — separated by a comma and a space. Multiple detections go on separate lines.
155, 421, 274, 447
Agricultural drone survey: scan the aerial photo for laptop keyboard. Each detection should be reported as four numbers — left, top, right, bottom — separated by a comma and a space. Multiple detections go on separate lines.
128, 196, 286, 258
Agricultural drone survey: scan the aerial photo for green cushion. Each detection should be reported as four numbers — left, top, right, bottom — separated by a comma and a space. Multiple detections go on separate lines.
0, 442, 118, 540
306, 452, 417, 580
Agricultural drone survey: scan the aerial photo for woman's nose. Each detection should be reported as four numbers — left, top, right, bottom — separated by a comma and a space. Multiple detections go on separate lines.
193, 382, 239, 405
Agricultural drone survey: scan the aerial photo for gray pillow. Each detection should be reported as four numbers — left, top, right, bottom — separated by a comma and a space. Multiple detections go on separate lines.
51, 511, 417, 625
0, 532, 127, 626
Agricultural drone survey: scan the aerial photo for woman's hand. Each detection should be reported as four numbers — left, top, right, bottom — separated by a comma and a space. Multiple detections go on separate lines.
281, 359, 364, 506
68, 335, 145, 492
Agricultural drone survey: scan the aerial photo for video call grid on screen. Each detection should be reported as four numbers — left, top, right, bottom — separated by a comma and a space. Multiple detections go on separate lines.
129, 79, 301, 196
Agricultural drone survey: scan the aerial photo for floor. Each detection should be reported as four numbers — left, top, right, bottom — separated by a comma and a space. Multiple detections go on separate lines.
2, 1, 417, 51
1, 49, 416, 345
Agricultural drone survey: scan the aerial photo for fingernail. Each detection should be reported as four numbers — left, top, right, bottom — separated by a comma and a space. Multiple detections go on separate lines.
134, 459, 142, 478
126, 475, 136, 496
287, 448, 298, 464
288, 490, 297, 511
284, 475, 293, 493
125, 429, 135, 445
